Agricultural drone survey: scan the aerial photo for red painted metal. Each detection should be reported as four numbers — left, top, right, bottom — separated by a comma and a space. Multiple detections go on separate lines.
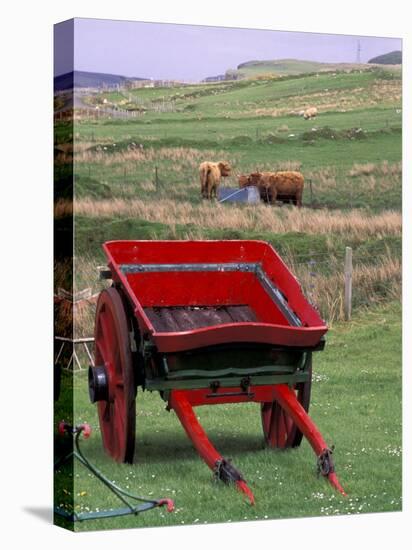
149, 324, 324, 354
261, 360, 312, 448
177, 385, 286, 406
81, 423, 92, 439
57, 422, 91, 438
58, 421, 66, 436
102, 240, 328, 353
169, 389, 255, 504
157, 499, 175, 513
169, 390, 224, 469
270, 384, 346, 496
94, 288, 136, 463
236, 481, 255, 506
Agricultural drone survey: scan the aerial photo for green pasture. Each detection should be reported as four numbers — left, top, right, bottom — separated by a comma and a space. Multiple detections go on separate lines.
71, 66, 401, 141
54, 301, 402, 531
93, 67, 399, 115
71, 130, 401, 211
75, 109, 401, 144
63, 66, 402, 212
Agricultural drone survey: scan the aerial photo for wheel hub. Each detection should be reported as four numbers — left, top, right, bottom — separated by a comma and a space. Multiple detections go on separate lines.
88, 365, 109, 403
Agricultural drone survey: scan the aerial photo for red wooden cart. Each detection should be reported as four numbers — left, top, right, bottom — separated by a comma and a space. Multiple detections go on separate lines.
89, 240, 345, 504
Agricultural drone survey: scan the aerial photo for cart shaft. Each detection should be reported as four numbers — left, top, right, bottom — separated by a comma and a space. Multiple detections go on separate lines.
169, 389, 255, 505
168, 384, 346, 500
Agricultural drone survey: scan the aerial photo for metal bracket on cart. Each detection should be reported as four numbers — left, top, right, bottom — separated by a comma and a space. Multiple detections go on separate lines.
317, 446, 336, 477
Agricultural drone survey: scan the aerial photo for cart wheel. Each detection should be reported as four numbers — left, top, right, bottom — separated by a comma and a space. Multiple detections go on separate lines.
261, 354, 312, 448
93, 287, 136, 463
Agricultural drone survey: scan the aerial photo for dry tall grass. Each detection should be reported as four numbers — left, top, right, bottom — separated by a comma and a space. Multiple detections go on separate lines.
349, 161, 402, 177
303, 162, 402, 199
73, 256, 110, 338
54, 199, 73, 218
75, 146, 236, 167
54, 260, 73, 337
73, 198, 401, 239
289, 250, 401, 324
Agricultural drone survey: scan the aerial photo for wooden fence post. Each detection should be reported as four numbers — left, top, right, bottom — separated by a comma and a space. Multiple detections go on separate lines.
155, 166, 159, 191
344, 246, 353, 321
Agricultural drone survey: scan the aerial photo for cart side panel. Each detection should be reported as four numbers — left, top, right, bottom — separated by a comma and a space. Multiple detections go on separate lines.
102, 240, 328, 352
104, 240, 270, 266
152, 324, 326, 353
260, 253, 323, 328
104, 240, 323, 328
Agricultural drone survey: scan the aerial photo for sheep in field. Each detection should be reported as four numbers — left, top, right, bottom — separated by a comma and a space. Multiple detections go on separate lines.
303, 107, 318, 120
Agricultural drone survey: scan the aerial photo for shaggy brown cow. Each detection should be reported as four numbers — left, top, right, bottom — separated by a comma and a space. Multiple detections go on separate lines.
238, 173, 272, 202
244, 171, 304, 207
199, 161, 231, 199
237, 174, 250, 189
238, 173, 273, 202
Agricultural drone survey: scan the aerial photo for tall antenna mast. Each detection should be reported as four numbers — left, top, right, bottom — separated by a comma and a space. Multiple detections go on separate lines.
356, 40, 361, 64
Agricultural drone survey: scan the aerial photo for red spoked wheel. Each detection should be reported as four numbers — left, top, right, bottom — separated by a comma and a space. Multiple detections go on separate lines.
92, 287, 136, 463
261, 354, 312, 448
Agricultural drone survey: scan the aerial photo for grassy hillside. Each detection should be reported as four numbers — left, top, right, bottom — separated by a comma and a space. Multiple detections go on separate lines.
88, 67, 401, 120
229, 59, 374, 79
68, 68, 401, 210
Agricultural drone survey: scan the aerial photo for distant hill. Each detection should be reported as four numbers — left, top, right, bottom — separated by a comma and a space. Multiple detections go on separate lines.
368, 51, 402, 65
54, 70, 147, 91
226, 58, 371, 79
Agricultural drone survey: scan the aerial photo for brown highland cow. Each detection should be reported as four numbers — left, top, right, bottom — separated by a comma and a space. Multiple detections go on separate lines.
238, 171, 304, 207
199, 161, 231, 199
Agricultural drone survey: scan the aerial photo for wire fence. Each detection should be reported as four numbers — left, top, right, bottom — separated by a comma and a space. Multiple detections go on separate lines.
289, 245, 401, 324
54, 100, 177, 122
119, 90, 177, 113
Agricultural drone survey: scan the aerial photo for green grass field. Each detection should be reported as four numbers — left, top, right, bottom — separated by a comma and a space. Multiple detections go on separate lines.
54, 301, 401, 531
54, 62, 402, 531
63, 66, 401, 215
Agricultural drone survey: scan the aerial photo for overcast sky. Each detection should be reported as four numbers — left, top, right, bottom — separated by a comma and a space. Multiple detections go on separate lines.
54, 18, 402, 81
